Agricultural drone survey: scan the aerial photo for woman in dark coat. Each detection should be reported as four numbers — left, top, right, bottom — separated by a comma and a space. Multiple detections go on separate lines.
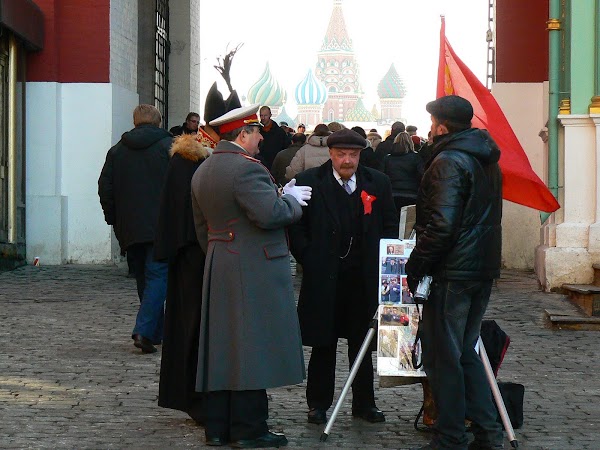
155, 134, 209, 424
383, 131, 424, 212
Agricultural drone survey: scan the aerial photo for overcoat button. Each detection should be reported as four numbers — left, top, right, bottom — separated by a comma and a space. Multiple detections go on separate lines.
228, 232, 233, 238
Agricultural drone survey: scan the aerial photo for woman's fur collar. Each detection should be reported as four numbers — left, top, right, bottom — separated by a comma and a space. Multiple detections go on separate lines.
170, 134, 209, 161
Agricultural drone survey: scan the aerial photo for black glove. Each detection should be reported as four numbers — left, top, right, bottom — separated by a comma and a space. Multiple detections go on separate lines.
407, 274, 419, 295
406, 255, 426, 295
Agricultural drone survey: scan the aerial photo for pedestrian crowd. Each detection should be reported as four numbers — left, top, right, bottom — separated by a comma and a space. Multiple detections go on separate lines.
98, 54, 504, 449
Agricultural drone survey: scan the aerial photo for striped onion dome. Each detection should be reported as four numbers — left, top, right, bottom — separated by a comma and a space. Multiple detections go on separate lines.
247, 62, 285, 107
377, 63, 406, 99
274, 105, 295, 128
344, 98, 374, 122
295, 69, 328, 105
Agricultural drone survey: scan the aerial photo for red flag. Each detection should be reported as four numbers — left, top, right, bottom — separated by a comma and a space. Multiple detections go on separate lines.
436, 18, 559, 213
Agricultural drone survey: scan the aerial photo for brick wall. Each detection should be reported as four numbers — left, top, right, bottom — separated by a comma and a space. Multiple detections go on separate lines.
110, 0, 138, 91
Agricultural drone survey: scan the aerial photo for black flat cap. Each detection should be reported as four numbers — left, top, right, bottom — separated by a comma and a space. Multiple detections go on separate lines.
327, 128, 367, 150
426, 95, 473, 126
406, 125, 417, 132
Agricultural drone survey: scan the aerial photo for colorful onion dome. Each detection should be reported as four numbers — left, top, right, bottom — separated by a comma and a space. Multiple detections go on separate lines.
344, 98, 374, 122
274, 105, 295, 128
377, 63, 406, 99
295, 69, 328, 105
247, 62, 285, 107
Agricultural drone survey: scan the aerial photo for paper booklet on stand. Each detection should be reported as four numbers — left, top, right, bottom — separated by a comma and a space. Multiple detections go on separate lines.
376, 238, 426, 378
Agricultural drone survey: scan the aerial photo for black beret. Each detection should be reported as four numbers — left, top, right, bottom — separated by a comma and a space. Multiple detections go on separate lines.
426, 95, 473, 126
327, 128, 367, 150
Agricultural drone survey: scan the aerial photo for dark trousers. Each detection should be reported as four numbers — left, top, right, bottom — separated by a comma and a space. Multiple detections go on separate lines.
306, 334, 375, 411
204, 390, 269, 441
421, 279, 503, 450
306, 269, 375, 412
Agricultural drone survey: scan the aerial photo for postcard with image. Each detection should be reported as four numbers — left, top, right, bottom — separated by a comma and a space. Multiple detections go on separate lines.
377, 304, 426, 377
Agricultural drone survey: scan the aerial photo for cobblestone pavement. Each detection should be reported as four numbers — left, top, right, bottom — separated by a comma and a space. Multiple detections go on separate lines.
0, 265, 598, 449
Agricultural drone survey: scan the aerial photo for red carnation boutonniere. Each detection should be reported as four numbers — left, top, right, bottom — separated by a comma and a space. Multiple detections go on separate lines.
361, 190, 377, 215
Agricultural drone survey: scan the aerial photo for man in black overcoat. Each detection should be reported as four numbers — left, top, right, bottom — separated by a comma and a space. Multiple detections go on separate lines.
289, 129, 398, 425
98, 104, 171, 354
154, 134, 209, 424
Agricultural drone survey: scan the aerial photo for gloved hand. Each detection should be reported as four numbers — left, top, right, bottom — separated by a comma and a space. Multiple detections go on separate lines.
283, 178, 312, 207
405, 256, 422, 295
407, 275, 419, 295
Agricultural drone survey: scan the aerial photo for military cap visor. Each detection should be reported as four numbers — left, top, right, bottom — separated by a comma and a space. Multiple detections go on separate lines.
209, 103, 263, 134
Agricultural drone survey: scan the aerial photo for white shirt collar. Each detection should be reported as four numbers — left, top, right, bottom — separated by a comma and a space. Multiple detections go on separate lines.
332, 168, 357, 192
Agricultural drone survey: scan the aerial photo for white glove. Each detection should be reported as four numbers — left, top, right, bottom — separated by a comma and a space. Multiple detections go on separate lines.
283, 178, 312, 207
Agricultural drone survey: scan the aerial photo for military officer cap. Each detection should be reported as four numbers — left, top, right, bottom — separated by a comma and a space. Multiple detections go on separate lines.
327, 128, 368, 150
209, 103, 263, 134
426, 95, 473, 127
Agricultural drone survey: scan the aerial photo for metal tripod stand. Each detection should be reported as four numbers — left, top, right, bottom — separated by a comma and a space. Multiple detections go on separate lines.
319, 315, 519, 449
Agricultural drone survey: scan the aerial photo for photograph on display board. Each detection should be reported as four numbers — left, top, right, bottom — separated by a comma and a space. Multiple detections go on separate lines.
377, 239, 425, 377
377, 304, 426, 377
380, 306, 410, 327
378, 328, 399, 358
379, 239, 414, 306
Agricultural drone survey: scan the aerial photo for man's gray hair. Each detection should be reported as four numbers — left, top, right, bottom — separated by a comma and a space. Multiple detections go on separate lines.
221, 125, 258, 142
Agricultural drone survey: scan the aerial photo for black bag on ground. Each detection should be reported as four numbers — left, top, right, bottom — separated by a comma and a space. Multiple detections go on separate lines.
496, 381, 524, 429
480, 319, 510, 376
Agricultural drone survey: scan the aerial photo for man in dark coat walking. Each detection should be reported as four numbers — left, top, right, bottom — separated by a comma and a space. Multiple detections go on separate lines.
289, 129, 399, 426
373, 121, 405, 170
406, 95, 504, 450
98, 104, 172, 354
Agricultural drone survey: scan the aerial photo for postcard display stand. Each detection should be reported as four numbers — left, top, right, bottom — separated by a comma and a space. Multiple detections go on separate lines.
376, 238, 426, 378
320, 238, 519, 448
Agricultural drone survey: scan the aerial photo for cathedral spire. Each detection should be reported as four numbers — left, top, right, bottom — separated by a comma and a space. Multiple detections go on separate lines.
321, 0, 352, 52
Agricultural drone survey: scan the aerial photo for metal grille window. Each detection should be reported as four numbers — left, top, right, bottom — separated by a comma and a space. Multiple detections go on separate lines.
155, 0, 169, 128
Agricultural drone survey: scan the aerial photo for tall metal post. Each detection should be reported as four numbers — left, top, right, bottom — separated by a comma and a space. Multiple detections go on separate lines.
7, 34, 17, 243
546, 0, 561, 203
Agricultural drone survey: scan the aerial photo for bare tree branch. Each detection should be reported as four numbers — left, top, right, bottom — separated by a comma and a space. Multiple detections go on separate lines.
214, 43, 243, 93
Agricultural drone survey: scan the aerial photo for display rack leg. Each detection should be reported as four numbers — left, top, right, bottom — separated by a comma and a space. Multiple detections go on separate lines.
478, 337, 519, 449
320, 315, 378, 442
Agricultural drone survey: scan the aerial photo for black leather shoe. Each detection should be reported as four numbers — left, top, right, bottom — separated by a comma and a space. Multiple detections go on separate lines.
230, 431, 288, 448
133, 334, 157, 353
205, 436, 228, 447
410, 444, 436, 450
307, 408, 327, 424
352, 407, 385, 423
205, 436, 228, 446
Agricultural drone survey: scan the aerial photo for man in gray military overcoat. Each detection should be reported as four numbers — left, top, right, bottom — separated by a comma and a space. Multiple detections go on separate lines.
191, 103, 311, 448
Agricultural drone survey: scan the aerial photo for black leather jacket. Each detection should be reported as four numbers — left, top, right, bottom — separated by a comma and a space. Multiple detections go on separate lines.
406, 128, 502, 280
